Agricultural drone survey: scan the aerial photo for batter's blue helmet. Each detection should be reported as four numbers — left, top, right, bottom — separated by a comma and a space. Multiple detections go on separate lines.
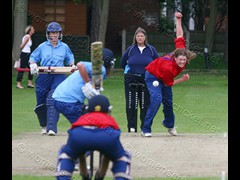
87, 95, 111, 113
47, 22, 62, 32
46, 22, 63, 40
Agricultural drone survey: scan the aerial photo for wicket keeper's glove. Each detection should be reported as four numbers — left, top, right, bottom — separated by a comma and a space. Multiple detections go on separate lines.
82, 82, 100, 99
30, 63, 39, 75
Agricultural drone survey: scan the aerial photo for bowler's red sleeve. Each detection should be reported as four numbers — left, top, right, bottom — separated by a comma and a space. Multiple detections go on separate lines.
174, 37, 186, 49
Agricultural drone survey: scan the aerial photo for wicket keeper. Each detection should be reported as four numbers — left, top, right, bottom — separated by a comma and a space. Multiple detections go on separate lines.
55, 95, 132, 180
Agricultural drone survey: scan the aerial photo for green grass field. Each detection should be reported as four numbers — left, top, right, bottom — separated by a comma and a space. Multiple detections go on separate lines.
12, 69, 228, 180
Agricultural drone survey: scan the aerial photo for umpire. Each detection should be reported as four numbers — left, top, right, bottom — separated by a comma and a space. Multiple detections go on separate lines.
120, 27, 159, 133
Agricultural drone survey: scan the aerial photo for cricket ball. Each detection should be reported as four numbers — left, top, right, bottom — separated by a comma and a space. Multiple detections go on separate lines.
153, 80, 159, 87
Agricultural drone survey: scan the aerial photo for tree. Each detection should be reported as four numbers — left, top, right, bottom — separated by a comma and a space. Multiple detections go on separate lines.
12, 0, 28, 67
223, 2, 228, 63
192, 0, 208, 30
90, 0, 100, 43
98, 0, 110, 45
74, 0, 110, 45
205, 0, 217, 54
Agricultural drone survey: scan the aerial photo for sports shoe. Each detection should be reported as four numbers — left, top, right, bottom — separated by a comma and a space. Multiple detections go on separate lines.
141, 131, 152, 137
162, 121, 177, 136
168, 127, 177, 136
16, 85, 24, 89
27, 84, 35, 88
48, 130, 56, 136
130, 128, 135, 132
41, 127, 47, 134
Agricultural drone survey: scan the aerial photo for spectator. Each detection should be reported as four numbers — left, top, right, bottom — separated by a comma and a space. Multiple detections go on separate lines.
28, 22, 75, 136
16, 25, 35, 89
120, 27, 159, 133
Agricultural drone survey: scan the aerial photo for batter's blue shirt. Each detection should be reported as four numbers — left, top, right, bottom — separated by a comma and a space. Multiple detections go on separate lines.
52, 61, 106, 103
29, 40, 74, 66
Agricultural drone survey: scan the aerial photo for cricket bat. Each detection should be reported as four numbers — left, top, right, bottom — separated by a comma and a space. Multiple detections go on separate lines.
16, 67, 77, 74
91, 41, 103, 91
88, 41, 104, 178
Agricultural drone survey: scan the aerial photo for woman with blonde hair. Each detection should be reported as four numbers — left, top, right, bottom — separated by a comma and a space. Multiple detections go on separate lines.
16, 25, 35, 89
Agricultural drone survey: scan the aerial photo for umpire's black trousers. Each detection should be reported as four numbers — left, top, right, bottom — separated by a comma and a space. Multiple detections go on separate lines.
124, 73, 150, 132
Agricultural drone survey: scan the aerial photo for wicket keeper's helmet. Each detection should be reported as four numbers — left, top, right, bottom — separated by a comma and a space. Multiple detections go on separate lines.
87, 95, 111, 113
46, 22, 63, 40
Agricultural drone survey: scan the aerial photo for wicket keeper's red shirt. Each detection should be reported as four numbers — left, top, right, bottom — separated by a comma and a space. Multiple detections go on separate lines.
145, 37, 186, 87
71, 112, 120, 130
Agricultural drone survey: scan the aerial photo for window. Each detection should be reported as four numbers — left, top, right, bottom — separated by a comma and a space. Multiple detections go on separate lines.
44, 0, 65, 29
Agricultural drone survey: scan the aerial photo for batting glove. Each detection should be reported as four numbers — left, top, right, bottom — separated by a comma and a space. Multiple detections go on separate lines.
29, 63, 39, 75
71, 64, 77, 72
81, 82, 100, 99
71, 64, 77, 70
